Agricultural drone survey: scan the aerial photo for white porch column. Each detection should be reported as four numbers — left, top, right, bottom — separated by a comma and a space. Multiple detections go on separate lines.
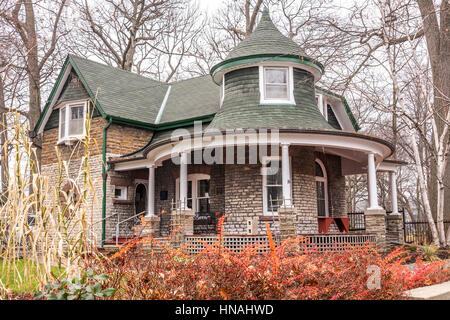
390, 171, 399, 215
146, 164, 155, 217
367, 153, 381, 210
179, 151, 188, 209
281, 143, 292, 207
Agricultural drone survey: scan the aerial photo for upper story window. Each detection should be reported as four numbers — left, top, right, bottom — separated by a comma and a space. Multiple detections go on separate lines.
58, 101, 87, 144
259, 66, 295, 105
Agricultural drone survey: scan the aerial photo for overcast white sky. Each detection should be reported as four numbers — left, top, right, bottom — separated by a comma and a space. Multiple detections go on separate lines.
197, 0, 224, 14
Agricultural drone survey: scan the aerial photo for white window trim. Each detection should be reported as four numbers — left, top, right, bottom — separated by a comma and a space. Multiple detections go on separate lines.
220, 74, 225, 107
259, 66, 296, 105
261, 156, 292, 216
315, 159, 329, 217
114, 186, 128, 200
176, 173, 210, 212
316, 94, 327, 119
57, 100, 88, 145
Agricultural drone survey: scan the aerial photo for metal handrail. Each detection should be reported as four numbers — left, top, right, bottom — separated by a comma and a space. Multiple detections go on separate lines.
171, 199, 188, 211
87, 212, 120, 247
115, 211, 146, 246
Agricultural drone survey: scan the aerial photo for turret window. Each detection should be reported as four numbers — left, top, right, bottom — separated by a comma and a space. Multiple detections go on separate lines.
264, 67, 288, 99
259, 66, 295, 105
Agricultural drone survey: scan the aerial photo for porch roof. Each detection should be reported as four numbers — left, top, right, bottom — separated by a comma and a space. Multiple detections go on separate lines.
109, 127, 397, 171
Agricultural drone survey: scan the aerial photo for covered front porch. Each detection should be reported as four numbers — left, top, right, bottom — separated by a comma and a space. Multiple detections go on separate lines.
104, 129, 401, 249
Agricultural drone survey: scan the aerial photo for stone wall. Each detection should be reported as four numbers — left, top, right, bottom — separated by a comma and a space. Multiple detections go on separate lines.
291, 147, 318, 234
155, 160, 178, 236
223, 164, 263, 234
40, 153, 103, 244
40, 114, 154, 244
41, 116, 153, 166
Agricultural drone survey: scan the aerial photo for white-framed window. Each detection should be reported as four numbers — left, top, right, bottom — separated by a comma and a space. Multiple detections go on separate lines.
176, 173, 210, 213
316, 94, 327, 119
58, 101, 87, 143
114, 186, 128, 200
262, 156, 291, 215
315, 159, 329, 217
259, 66, 295, 105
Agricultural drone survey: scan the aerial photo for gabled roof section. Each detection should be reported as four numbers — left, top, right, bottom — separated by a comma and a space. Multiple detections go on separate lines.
225, 8, 305, 60
35, 55, 220, 133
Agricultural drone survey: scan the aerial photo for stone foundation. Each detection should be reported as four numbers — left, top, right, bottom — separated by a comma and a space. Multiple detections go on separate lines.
386, 213, 403, 245
278, 207, 296, 239
170, 209, 195, 246
364, 208, 387, 249
140, 216, 161, 238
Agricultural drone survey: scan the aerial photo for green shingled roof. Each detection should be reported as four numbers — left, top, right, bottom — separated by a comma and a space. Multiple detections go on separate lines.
160, 76, 220, 123
225, 8, 306, 60
35, 55, 221, 132
70, 55, 167, 124
69, 56, 220, 125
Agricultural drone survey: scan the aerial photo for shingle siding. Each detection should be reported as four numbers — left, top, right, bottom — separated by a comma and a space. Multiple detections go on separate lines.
207, 66, 334, 130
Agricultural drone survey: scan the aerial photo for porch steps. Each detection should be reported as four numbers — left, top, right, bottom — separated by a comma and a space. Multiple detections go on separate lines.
98, 236, 173, 254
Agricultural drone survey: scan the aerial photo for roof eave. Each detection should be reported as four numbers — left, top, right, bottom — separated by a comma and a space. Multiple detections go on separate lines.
141, 127, 394, 159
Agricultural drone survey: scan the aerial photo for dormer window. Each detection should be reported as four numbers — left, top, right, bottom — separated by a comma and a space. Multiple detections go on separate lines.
58, 101, 87, 144
316, 94, 327, 119
259, 66, 295, 105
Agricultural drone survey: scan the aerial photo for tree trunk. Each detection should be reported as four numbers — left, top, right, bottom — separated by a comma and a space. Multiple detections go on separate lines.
417, 0, 450, 223
0, 76, 8, 200
24, 0, 42, 168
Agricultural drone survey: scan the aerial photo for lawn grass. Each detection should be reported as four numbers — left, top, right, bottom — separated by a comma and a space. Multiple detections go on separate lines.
0, 259, 65, 294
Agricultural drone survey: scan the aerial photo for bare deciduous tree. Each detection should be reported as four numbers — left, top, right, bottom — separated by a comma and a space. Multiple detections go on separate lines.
76, 0, 182, 72
0, 0, 69, 166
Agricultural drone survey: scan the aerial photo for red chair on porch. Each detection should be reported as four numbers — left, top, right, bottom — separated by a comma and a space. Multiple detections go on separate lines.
318, 217, 349, 233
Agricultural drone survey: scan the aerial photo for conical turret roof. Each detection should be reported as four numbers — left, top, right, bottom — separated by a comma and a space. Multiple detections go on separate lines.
210, 8, 323, 84
225, 8, 305, 60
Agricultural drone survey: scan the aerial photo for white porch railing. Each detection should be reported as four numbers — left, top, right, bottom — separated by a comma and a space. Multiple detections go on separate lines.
185, 233, 376, 255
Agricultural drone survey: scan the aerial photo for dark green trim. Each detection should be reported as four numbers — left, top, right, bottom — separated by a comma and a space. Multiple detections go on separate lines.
109, 115, 157, 130
108, 113, 215, 131
101, 117, 112, 247
315, 86, 360, 132
155, 114, 215, 131
210, 54, 324, 84
259, 103, 296, 107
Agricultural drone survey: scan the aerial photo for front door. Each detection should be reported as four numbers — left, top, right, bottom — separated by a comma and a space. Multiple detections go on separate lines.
135, 183, 147, 215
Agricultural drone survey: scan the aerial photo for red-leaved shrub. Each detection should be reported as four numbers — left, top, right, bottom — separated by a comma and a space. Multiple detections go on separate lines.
90, 222, 450, 300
